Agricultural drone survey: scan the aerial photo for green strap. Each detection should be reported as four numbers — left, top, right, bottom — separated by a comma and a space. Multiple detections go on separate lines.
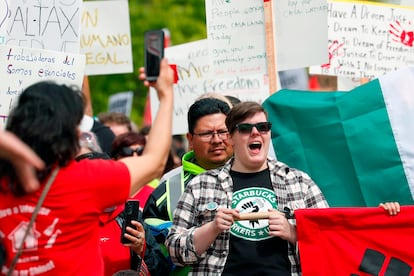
166, 172, 184, 221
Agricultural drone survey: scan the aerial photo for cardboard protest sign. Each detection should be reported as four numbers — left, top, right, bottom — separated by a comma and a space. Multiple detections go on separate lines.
205, 0, 267, 77
310, 0, 414, 78
271, 0, 328, 71
204, 0, 328, 92
80, 0, 133, 75
0, 0, 82, 53
150, 39, 270, 134
0, 45, 85, 127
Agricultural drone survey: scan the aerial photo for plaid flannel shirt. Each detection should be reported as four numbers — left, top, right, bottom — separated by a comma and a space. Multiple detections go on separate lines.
165, 157, 329, 275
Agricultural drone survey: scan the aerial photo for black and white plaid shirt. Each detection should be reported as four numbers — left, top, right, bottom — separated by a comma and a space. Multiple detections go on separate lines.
166, 157, 329, 275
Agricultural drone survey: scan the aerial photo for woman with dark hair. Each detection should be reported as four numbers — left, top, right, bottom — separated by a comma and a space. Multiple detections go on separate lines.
0, 59, 174, 275
111, 132, 147, 161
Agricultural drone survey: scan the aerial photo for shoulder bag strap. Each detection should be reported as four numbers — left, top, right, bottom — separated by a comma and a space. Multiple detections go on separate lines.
6, 167, 59, 276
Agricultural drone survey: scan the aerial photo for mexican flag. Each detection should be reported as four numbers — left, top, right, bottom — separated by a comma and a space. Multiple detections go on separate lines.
262, 66, 414, 207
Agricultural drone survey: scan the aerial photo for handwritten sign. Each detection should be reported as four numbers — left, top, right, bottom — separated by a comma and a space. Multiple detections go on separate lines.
272, 0, 328, 71
80, 0, 133, 75
108, 91, 133, 116
0, 45, 85, 127
0, 0, 82, 53
149, 39, 269, 134
310, 0, 414, 78
205, 0, 267, 77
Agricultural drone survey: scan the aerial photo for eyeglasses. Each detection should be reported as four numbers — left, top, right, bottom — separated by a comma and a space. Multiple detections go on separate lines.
117, 146, 144, 157
234, 122, 272, 134
193, 130, 229, 142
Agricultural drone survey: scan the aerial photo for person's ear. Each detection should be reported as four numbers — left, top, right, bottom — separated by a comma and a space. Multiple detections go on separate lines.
186, 132, 194, 151
228, 133, 235, 146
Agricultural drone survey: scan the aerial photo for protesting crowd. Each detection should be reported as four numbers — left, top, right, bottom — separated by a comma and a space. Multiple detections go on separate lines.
0, 53, 403, 276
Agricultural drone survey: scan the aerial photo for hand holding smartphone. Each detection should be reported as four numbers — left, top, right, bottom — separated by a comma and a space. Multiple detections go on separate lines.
121, 200, 140, 244
144, 29, 165, 82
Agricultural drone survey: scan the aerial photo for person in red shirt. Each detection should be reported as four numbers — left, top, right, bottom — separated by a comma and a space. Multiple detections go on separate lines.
0, 59, 174, 275
97, 131, 170, 276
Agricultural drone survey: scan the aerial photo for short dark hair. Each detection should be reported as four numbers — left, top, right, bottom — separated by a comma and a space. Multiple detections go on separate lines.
225, 101, 268, 133
0, 81, 84, 195
187, 98, 230, 134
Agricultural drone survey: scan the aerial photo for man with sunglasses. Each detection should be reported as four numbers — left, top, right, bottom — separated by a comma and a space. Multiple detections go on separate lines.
166, 101, 329, 275
142, 97, 233, 275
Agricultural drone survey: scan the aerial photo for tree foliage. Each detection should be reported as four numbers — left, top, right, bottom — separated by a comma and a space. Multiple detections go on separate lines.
87, 0, 207, 127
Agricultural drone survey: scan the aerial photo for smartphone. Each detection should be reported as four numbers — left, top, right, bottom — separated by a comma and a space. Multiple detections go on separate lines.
121, 200, 140, 244
144, 29, 165, 82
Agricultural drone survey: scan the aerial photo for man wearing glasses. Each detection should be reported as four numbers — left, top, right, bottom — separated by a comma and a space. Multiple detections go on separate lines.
142, 97, 233, 275
166, 101, 329, 275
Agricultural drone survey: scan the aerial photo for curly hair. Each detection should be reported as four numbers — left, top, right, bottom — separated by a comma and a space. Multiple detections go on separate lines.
0, 81, 84, 195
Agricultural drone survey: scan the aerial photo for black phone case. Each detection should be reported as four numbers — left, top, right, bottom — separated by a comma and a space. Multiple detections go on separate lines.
121, 200, 140, 244
144, 29, 165, 82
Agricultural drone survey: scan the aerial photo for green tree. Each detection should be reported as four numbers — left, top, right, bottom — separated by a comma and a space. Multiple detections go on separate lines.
86, 0, 207, 127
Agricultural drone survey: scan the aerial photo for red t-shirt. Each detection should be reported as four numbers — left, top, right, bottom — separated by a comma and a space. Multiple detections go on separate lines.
0, 159, 130, 275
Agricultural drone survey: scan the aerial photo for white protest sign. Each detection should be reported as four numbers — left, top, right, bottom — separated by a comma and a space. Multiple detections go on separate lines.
108, 91, 133, 116
0, 45, 85, 127
80, 0, 133, 75
272, 0, 328, 71
205, 0, 267, 77
310, 0, 414, 78
150, 39, 270, 135
0, 0, 82, 53
0, 0, 7, 43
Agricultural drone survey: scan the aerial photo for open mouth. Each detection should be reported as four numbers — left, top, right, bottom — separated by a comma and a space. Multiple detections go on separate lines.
249, 142, 262, 151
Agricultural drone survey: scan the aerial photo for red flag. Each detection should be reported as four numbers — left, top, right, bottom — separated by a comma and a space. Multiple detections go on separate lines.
296, 206, 414, 275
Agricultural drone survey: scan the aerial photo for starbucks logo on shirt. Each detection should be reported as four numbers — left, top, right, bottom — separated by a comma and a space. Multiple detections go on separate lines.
231, 187, 277, 241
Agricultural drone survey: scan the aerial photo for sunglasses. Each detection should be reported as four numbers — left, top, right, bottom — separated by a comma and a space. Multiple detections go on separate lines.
117, 146, 144, 157
234, 122, 272, 134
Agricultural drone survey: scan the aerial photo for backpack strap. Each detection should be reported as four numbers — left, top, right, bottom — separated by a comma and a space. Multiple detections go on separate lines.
166, 171, 184, 221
